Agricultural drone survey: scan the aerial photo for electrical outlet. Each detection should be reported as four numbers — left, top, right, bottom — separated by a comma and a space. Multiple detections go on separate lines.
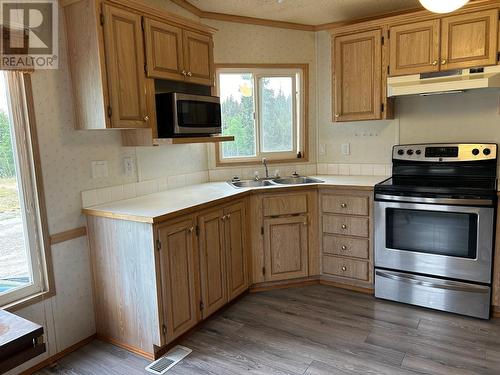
123, 157, 135, 177
319, 143, 326, 156
341, 143, 350, 156
91, 161, 108, 179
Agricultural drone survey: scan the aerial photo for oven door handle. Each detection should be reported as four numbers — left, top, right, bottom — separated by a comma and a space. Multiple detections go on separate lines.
375, 270, 490, 293
375, 194, 493, 206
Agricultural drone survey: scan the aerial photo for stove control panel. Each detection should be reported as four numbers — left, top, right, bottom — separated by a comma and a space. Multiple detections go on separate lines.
393, 143, 497, 162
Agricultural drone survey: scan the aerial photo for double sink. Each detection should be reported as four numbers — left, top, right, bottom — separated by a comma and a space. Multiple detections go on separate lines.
228, 176, 324, 189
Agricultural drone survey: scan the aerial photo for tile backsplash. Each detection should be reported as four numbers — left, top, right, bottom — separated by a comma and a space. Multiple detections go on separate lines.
317, 163, 391, 176
81, 170, 208, 208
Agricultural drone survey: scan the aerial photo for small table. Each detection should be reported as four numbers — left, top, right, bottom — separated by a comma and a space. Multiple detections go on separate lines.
0, 309, 46, 373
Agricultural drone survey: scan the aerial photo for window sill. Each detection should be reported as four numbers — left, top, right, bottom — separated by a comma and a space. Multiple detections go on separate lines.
2, 289, 55, 313
216, 156, 309, 168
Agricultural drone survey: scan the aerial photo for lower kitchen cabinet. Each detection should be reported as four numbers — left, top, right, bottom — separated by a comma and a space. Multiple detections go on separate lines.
198, 209, 227, 319
157, 218, 199, 344
263, 216, 309, 281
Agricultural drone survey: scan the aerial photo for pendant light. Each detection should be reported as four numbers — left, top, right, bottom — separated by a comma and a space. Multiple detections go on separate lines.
419, 0, 469, 14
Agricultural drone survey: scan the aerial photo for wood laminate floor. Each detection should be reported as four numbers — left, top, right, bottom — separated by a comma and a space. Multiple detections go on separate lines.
36, 285, 500, 375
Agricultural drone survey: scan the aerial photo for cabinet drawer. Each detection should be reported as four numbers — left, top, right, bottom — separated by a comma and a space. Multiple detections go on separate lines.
322, 256, 369, 281
323, 235, 369, 259
322, 195, 369, 216
263, 194, 308, 217
323, 215, 369, 238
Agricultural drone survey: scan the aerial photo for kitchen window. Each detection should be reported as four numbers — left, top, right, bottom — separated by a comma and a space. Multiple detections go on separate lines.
0, 72, 52, 308
215, 64, 308, 165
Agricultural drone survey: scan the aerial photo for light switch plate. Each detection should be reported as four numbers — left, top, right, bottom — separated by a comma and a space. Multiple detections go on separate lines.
319, 143, 326, 156
91, 160, 108, 179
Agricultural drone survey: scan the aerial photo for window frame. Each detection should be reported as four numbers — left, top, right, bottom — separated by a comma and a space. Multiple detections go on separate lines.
215, 64, 309, 166
1, 72, 54, 310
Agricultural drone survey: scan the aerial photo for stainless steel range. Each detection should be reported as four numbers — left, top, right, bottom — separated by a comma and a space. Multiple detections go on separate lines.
374, 143, 497, 319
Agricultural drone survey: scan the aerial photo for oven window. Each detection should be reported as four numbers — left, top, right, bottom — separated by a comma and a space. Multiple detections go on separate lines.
386, 209, 478, 259
177, 100, 221, 128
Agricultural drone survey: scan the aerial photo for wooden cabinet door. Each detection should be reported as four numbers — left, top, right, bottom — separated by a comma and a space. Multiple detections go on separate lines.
144, 18, 185, 81
157, 218, 198, 344
389, 20, 441, 76
183, 30, 214, 86
102, 4, 149, 128
198, 209, 227, 318
441, 9, 499, 70
264, 216, 308, 282
333, 29, 382, 122
224, 202, 248, 301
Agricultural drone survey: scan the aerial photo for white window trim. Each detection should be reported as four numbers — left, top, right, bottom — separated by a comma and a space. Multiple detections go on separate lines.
0, 72, 52, 309
216, 66, 306, 165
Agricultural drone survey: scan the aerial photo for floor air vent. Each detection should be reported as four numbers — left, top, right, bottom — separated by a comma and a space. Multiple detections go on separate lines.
145, 345, 192, 374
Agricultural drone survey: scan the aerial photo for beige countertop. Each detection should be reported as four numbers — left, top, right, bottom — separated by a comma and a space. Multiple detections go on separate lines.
83, 175, 387, 223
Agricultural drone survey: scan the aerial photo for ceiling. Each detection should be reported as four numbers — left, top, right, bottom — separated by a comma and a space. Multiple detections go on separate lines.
186, 0, 422, 25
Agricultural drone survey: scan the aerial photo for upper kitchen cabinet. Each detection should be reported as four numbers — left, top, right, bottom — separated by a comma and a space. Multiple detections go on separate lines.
63, 0, 216, 130
332, 29, 385, 122
102, 4, 149, 129
389, 20, 441, 76
389, 9, 499, 76
144, 20, 214, 86
441, 9, 499, 70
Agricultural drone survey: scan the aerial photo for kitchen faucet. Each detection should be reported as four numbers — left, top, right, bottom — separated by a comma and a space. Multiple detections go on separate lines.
262, 158, 269, 179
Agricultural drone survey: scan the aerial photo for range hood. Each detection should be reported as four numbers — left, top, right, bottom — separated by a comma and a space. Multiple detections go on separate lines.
387, 65, 500, 97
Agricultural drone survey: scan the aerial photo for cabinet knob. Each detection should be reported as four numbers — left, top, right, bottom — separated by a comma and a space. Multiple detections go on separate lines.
227, 214, 231, 219
188, 226, 194, 233
187, 71, 193, 77
441, 59, 447, 65
341, 245, 347, 251
303, 222, 308, 226
221, 215, 227, 221
143, 115, 150, 121
431, 60, 438, 66
341, 266, 347, 271
182, 70, 187, 76
341, 224, 347, 229
335, 113, 340, 118
340, 203, 347, 208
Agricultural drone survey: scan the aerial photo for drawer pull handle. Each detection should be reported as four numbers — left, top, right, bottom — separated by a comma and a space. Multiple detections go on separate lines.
340, 203, 347, 208
341, 224, 347, 229
341, 245, 347, 250
341, 266, 347, 271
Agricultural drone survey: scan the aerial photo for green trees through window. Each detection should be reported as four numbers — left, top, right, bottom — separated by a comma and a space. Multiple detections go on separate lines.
218, 69, 301, 161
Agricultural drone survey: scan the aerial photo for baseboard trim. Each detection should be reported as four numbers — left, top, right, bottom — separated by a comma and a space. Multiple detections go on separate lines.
96, 335, 155, 360
319, 279, 374, 294
19, 334, 96, 375
249, 276, 320, 293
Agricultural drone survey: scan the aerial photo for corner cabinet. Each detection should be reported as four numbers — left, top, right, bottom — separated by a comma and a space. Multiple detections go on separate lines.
63, 0, 215, 130
332, 29, 391, 122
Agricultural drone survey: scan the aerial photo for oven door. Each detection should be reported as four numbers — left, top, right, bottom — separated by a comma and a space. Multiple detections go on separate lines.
375, 196, 494, 283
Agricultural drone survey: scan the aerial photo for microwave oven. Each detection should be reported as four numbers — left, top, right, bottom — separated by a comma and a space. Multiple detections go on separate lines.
156, 92, 222, 137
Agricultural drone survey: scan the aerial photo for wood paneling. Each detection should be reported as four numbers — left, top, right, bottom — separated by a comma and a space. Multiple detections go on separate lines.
157, 218, 199, 344
87, 216, 161, 356
224, 201, 249, 301
441, 9, 499, 70
198, 209, 227, 318
263, 216, 309, 281
183, 30, 214, 85
389, 20, 441, 76
262, 194, 308, 217
323, 215, 369, 238
323, 235, 369, 259
102, 4, 149, 128
144, 18, 185, 81
323, 256, 369, 281
333, 29, 382, 122
49, 226, 87, 245
322, 194, 369, 216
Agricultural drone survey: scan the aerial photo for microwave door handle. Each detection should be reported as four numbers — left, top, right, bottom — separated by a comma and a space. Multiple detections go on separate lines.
376, 271, 489, 293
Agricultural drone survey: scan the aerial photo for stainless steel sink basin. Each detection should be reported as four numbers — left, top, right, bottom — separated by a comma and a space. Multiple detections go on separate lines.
272, 177, 324, 185
228, 180, 274, 188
